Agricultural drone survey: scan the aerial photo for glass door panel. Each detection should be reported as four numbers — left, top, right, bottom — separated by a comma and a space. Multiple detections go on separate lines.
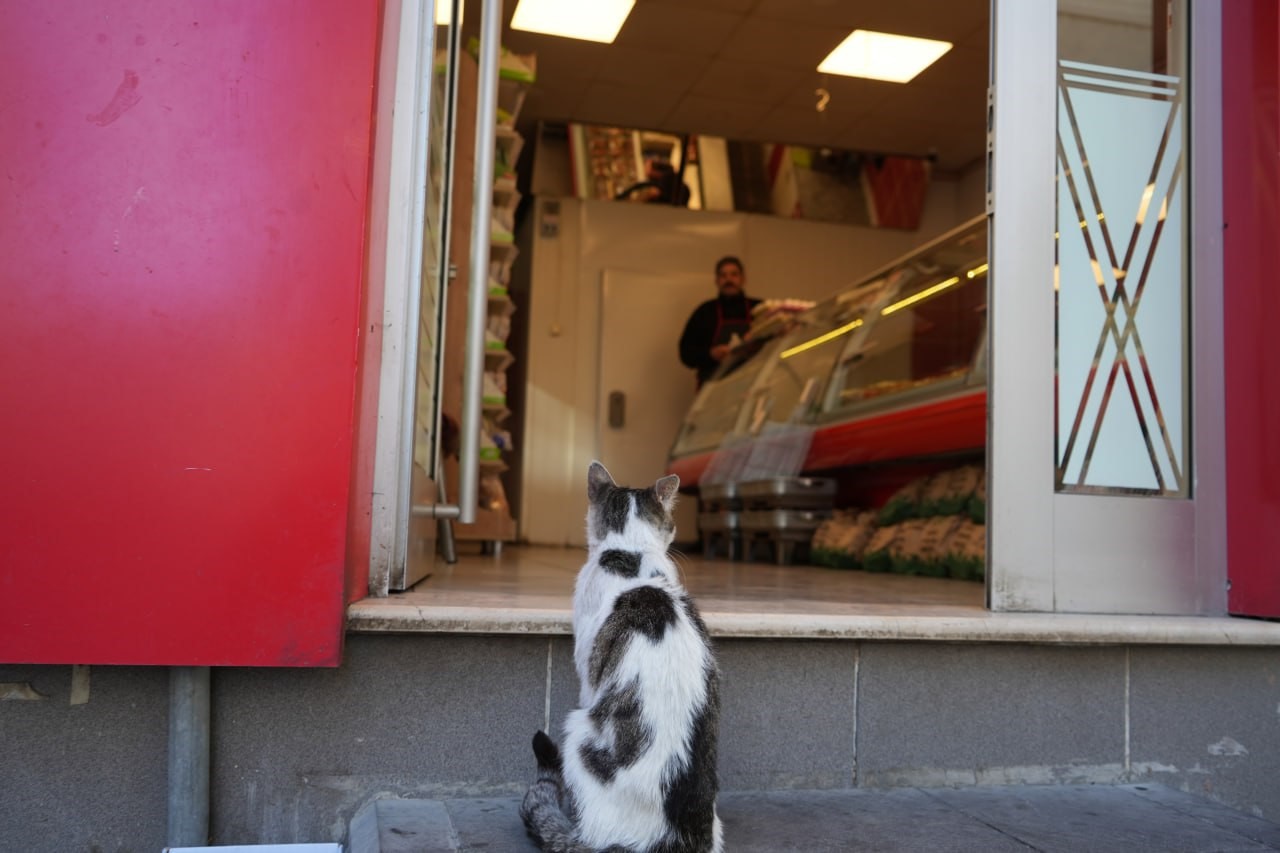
399, 0, 464, 589
1056, 1, 1189, 496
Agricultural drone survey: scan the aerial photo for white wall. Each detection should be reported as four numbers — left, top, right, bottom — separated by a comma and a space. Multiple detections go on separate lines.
519, 179, 981, 545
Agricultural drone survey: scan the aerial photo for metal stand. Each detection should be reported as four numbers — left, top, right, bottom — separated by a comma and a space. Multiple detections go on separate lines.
437, 467, 457, 565
167, 666, 210, 847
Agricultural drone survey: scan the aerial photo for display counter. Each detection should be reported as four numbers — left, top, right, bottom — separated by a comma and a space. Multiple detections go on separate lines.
668, 215, 988, 490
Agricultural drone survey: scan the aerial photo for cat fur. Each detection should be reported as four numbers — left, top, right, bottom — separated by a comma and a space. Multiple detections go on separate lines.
520, 462, 722, 853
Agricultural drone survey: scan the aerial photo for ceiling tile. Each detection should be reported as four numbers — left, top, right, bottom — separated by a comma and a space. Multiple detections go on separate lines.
664, 92, 774, 140
906, 45, 988, 92
752, 0, 985, 35
591, 45, 712, 91
613, 2, 745, 55
717, 16, 848, 72
645, 0, 758, 13
870, 74, 986, 124
518, 86, 585, 125
749, 0, 872, 29
500, 31, 611, 84
691, 60, 806, 107
574, 81, 682, 130
957, 21, 990, 50
828, 0, 987, 42
781, 71, 893, 114
499, 0, 991, 172
747, 104, 861, 149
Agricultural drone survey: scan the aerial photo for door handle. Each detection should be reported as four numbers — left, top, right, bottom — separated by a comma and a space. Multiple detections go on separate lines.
410, 0, 501, 525
456, 0, 503, 523
608, 391, 626, 429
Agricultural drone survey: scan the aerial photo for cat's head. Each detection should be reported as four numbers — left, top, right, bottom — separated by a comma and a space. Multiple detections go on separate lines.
585, 461, 679, 548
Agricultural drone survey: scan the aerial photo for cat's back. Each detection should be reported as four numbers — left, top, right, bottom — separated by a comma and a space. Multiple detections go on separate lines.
587, 571, 710, 678
573, 572, 721, 853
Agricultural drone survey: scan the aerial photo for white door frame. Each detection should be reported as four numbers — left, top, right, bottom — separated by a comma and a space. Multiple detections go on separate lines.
367, 0, 437, 597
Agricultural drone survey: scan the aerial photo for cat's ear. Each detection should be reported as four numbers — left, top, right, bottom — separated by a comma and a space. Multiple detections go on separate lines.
587, 461, 615, 502
653, 474, 680, 511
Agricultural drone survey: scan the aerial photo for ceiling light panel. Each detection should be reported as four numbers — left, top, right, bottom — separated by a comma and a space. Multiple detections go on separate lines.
818, 30, 953, 83
435, 0, 461, 26
511, 0, 636, 44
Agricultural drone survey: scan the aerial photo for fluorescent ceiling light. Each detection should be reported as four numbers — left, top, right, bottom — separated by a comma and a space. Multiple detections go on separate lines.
511, 0, 635, 43
781, 319, 862, 360
818, 29, 952, 83
882, 277, 960, 316
435, 0, 462, 26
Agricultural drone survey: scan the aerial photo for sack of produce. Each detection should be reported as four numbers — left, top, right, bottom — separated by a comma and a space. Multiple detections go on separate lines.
888, 516, 959, 577
941, 518, 986, 581
811, 510, 877, 569
861, 523, 900, 573
918, 465, 984, 517
967, 473, 987, 524
876, 476, 930, 525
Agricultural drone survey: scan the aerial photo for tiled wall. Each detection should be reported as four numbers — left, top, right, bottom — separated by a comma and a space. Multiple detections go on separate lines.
3, 635, 1277, 848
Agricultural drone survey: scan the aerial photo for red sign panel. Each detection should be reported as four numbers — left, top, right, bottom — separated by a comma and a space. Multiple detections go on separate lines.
1223, 0, 1280, 617
0, 2, 379, 664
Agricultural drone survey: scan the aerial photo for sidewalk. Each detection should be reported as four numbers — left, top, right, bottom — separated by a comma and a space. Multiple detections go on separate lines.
353, 783, 1280, 852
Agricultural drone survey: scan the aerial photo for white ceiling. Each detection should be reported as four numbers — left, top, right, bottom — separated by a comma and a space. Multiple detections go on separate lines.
466, 0, 990, 174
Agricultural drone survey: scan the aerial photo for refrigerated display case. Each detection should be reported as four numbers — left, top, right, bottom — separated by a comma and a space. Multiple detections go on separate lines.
667, 215, 988, 488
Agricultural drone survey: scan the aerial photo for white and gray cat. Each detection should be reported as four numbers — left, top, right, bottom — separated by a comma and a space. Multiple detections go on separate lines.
520, 461, 723, 853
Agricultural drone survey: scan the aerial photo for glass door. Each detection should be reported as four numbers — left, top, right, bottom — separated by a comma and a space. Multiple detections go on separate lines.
988, 0, 1225, 613
401, 0, 466, 590
371, 0, 488, 591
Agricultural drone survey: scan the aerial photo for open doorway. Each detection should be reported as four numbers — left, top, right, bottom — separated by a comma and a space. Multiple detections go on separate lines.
404, 0, 991, 618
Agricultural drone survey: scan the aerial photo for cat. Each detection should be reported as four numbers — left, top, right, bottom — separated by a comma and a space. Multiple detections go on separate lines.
520, 461, 723, 853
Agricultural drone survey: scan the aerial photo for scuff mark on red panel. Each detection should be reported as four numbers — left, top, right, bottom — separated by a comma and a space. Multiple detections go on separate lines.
87, 69, 142, 126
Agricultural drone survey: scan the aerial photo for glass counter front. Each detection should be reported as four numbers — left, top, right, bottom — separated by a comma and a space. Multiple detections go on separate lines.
669, 216, 988, 472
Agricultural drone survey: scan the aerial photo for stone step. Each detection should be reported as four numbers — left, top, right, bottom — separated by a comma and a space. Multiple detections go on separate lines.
349, 783, 1280, 853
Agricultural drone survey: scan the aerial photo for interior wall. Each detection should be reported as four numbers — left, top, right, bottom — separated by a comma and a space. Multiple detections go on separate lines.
520, 179, 982, 545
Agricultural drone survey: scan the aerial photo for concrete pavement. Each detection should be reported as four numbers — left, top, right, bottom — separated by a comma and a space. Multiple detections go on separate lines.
351, 783, 1280, 852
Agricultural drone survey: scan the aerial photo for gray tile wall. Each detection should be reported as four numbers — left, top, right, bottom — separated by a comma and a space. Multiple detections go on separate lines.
0, 664, 169, 853
1129, 646, 1280, 819
212, 634, 549, 843
716, 639, 858, 790
3, 635, 1278, 850
856, 643, 1127, 787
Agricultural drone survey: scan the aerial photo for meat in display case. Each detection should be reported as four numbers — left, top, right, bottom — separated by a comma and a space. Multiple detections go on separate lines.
667, 216, 988, 488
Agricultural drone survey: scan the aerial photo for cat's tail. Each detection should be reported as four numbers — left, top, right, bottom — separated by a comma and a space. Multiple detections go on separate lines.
521, 731, 592, 853
532, 729, 563, 775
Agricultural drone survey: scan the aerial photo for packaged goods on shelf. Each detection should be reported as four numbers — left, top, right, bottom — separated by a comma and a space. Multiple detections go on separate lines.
479, 470, 511, 514
482, 370, 506, 406
484, 329, 506, 351
486, 312, 511, 343
748, 298, 817, 341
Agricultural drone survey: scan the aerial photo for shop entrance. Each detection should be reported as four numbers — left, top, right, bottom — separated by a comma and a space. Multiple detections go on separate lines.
372, 0, 996, 609
367, 0, 1230, 621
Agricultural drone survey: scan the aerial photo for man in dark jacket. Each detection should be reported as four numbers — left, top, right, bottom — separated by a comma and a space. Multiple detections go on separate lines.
678, 255, 761, 387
